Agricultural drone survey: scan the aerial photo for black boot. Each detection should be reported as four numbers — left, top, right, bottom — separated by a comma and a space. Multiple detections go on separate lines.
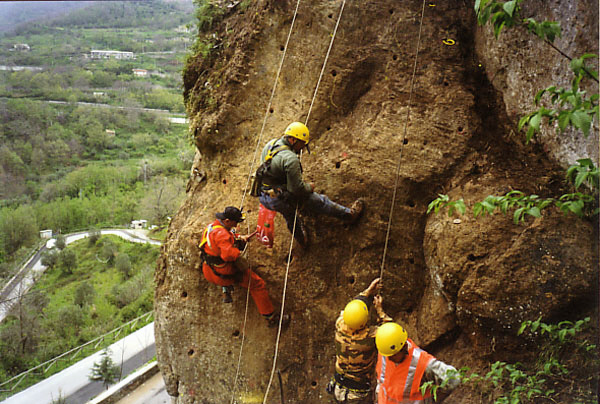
265, 312, 291, 329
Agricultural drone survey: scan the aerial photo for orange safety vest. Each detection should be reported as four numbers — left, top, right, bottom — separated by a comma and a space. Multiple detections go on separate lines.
375, 339, 434, 403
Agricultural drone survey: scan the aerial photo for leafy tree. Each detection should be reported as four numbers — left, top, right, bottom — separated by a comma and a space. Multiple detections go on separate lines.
138, 176, 185, 225
115, 253, 132, 279
58, 248, 77, 274
55, 234, 66, 250
99, 239, 117, 266
89, 348, 120, 390
74, 282, 96, 308
88, 229, 101, 246
0, 205, 38, 256
41, 249, 59, 269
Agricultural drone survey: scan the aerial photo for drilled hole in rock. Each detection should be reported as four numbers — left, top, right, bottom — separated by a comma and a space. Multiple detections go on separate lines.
181, 291, 188, 298
444, 81, 449, 86
393, 55, 398, 61
222, 179, 227, 185
403, 139, 409, 145
232, 330, 240, 337
389, 8, 394, 14
467, 254, 476, 261
327, 126, 331, 131
409, 258, 415, 264
458, 126, 464, 132
311, 381, 317, 387
227, 351, 232, 355
269, 108, 274, 113
331, 70, 337, 77
280, 45, 285, 51
335, 161, 341, 169
348, 275, 355, 284
423, 140, 428, 145
408, 200, 415, 207
328, 13, 333, 18
188, 349, 195, 356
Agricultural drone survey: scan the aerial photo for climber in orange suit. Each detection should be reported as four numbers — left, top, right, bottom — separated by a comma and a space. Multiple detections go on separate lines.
199, 206, 288, 327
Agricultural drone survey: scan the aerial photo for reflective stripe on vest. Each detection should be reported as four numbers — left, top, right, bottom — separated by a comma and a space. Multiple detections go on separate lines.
199, 224, 226, 267
377, 341, 433, 403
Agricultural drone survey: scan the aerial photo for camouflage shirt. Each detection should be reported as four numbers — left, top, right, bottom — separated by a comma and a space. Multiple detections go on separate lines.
334, 294, 391, 386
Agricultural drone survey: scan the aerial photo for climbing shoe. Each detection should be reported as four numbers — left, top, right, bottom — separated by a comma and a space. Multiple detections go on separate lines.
295, 221, 310, 250
222, 285, 233, 303
347, 198, 365, 224
265, 312, 291, 329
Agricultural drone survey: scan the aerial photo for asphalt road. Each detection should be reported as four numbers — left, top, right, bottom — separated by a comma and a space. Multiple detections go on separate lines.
1, 323, 156, 404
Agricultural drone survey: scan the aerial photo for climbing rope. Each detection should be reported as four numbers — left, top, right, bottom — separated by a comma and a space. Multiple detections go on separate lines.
262, 1, 347, 402
379, 0, 427, 282
230, 1, 302, 403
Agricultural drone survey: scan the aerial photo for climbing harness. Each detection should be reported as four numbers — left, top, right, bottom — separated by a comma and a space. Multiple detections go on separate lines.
250, 139, 292, 197
443, 38, 456, 45
379, 0, 428, 282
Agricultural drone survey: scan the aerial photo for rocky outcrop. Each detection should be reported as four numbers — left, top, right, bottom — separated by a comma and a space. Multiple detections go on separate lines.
155, 1, 598, 403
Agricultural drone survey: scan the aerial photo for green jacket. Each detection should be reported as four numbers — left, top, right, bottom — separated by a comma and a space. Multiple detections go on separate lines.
260, 137, 312, 197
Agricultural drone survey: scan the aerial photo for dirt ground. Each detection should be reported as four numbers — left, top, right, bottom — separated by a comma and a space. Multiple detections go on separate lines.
154, 1, 598, 403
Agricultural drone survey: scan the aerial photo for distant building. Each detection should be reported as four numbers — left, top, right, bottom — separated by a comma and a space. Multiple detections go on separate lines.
40, 229, 53, 239
131, 220, 147, 229
105, 129, 116, 136
132, 68, 148, 77
90, 50, 135, 60
13, 43, 30, 51
93, 91, 106, 98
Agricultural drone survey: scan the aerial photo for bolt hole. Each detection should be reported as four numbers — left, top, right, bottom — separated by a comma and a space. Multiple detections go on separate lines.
328, 13, 333, 18
423, 140, 428, 145
232, 330, 240, 337
467, 254, 476, 261
331, 70, 337, 77
188, 349, 195, 356
269, 108, 274, 113
443, 81, 449, 86
335, 161, 341, 169
403, 139, 408, 145
280, 45, 285, 51
327, 126, 331, 131
389, 8, 394, 14
348, 275, 355, 285
458, 126, 463, 132
409, 258, 415, 264
311, 381, 317, 387
408, 200, 415, 207
181, 291, 188, 298
222, 179, 227, 185
227, 351, 232, 355
393, 55, 398, 61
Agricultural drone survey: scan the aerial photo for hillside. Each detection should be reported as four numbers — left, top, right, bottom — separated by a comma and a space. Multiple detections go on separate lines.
155, 1, 598, 403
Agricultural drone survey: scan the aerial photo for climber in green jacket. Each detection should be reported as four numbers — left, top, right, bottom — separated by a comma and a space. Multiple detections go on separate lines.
256, 122, 364, 248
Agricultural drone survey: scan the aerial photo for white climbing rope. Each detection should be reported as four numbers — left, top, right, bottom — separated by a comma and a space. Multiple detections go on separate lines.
262, 1, 347, 402
230, 1, 303, 403
379, 0, 427, 282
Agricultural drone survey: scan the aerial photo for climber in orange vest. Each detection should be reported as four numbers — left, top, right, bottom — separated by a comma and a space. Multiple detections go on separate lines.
375, 323, 460, 403
199, 206, 289, 327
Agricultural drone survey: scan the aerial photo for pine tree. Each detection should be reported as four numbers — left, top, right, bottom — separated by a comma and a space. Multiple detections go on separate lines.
88, 348, 120, 389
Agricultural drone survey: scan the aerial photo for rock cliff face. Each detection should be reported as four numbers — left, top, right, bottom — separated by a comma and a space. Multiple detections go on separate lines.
154, 1, 598, 403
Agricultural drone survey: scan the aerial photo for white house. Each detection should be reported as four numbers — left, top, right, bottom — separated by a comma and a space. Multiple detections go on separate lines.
90, 50, 135, 60
132, 69, 148, 77
40, 229, 53, 239
130, 220, 148, 229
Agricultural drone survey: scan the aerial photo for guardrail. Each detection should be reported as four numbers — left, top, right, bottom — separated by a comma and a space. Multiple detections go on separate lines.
0, 311, 154, 399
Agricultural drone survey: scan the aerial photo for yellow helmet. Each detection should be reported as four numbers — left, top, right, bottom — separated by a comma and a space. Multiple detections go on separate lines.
376, 322, 408, 357
343, 299, 369, 329
284, 122, 310, 144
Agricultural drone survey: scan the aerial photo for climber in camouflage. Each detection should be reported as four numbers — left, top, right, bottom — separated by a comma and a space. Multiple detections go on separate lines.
327, 278, 392, 403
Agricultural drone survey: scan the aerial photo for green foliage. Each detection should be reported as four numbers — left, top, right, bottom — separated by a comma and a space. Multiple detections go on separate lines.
74, 281, 96, 308
58, 248, 77, 274
88, 229, 101, 246
55, 234, 66, 250
115, 253, 132, 279
474, 0, 560, 42
194, 0, 225, 33
88, 348, 120, 390
426, 318, 597, 403
427, 194, 466, 217
565, 159, 599, 191
41, 249, 59, 269
519, 54, 599, 142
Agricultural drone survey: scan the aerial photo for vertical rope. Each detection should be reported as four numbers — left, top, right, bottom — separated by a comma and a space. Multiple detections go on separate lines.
239, 0, 303, 210
379, 0, 427, 282
262, 1, 347, 402
230, 2, 302, 401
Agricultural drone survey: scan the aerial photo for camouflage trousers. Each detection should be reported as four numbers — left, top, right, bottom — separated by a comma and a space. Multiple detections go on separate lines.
331, 383, 373, 404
